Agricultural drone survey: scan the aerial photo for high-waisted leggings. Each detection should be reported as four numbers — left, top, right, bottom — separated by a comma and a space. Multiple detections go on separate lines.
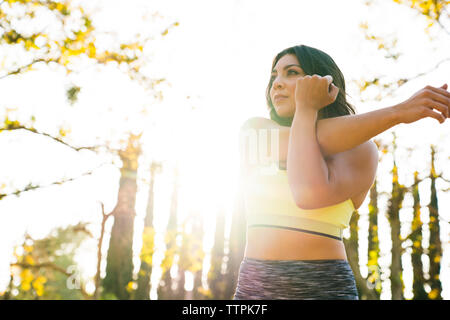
233, 257, 359, 300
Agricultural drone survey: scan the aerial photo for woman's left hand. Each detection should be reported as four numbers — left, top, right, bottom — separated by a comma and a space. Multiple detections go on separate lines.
295, 74, 339, 111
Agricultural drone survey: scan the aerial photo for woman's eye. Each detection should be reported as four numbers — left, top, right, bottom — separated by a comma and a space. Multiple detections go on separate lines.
270, 70, 299, 80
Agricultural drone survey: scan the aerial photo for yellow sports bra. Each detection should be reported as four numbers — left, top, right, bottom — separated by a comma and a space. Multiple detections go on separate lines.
242, 163, 355, 241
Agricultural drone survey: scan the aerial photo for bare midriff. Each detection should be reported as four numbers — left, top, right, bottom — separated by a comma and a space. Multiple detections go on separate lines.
244, 227, 348, 261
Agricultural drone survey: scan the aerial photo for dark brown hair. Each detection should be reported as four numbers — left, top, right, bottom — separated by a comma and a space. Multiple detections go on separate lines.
266, 44, 356, 126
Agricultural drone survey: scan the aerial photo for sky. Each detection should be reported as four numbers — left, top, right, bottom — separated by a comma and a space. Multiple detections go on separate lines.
0, 0, 449, 299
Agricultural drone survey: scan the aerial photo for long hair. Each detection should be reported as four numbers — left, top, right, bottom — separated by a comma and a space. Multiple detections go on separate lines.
266, 44, 356, 126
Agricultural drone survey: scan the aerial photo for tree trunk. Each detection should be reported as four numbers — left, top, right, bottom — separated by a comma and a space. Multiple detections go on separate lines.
135, 162, 161, 300
427, 145, 442, 300
367, 180, 381, 298
103, 134, 141, 300
192, 217, 206, 300
344, 208, 378, 300
174, 221, 191, 300
224, 185, 246, 299
387, 134, 406, 300
208, 207, 227, 299
157, 166, 180, 300
408, 171, 428, 300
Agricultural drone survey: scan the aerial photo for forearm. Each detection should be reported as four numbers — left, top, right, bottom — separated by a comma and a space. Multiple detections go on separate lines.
287, 108, 330, 204
315, 105, 401, 157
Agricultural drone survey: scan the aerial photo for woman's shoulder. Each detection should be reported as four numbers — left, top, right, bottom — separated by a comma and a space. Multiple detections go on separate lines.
240, 117, 281, 131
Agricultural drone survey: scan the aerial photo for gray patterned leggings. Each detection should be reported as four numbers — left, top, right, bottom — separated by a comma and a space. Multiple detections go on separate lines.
233, 257, 359, 300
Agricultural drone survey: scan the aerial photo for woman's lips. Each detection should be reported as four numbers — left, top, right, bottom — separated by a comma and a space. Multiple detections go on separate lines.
274, 95, 288, 102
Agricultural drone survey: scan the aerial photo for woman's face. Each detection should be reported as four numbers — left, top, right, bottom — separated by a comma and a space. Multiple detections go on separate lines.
269, 54, 306, 117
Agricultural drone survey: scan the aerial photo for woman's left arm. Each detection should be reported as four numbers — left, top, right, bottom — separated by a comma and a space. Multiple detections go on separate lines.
287, 75, 375, 209
302, 83, 448, 158
279, 107, 397, 162
316, 107, 398, 158
288, 77, 449, 209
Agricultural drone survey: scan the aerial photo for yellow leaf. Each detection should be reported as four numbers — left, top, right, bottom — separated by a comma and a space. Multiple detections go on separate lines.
143, 255, 152, 265
59, 128, 67, 137
428, 288, 439, 299
24, 255, 34, 265
20, 269, 33, 284
126, 281, 136, 292
35, 286, 44, 297
35, 275, 47, 284
21, 282, 31, 291
87, 42, 96, 58
32, 276, 46, 296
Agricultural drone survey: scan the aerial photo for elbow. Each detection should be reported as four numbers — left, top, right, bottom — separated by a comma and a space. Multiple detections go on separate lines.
295, 199, 320, 211
295, 200, 316, 211
292, 185, 329, 210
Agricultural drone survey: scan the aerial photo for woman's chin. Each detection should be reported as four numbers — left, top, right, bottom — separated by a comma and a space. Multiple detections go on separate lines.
274, 106, 294, 118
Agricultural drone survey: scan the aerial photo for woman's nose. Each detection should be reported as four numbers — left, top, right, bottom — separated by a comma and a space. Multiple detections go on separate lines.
272, 77, 284, 89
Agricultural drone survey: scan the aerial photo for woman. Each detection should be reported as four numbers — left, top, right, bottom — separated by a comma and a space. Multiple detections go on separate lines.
234, 44, 448, 300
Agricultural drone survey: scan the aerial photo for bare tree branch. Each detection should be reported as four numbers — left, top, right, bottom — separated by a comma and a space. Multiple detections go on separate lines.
94, 201, 113, 300
428, 1, 449, 36
354, 56, 450, 102
0, 125, 112, 152
436, 173, 450, 183
407, 57, 450, 82
0, 58, 59, 81
436, 18, 450, 36
0, 162, 112, 200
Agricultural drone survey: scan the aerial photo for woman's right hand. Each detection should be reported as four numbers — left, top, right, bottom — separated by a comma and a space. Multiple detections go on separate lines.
394, 84, 449, 124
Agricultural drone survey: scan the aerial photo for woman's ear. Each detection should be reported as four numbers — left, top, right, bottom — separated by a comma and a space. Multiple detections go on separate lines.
330, 84, 339, 102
